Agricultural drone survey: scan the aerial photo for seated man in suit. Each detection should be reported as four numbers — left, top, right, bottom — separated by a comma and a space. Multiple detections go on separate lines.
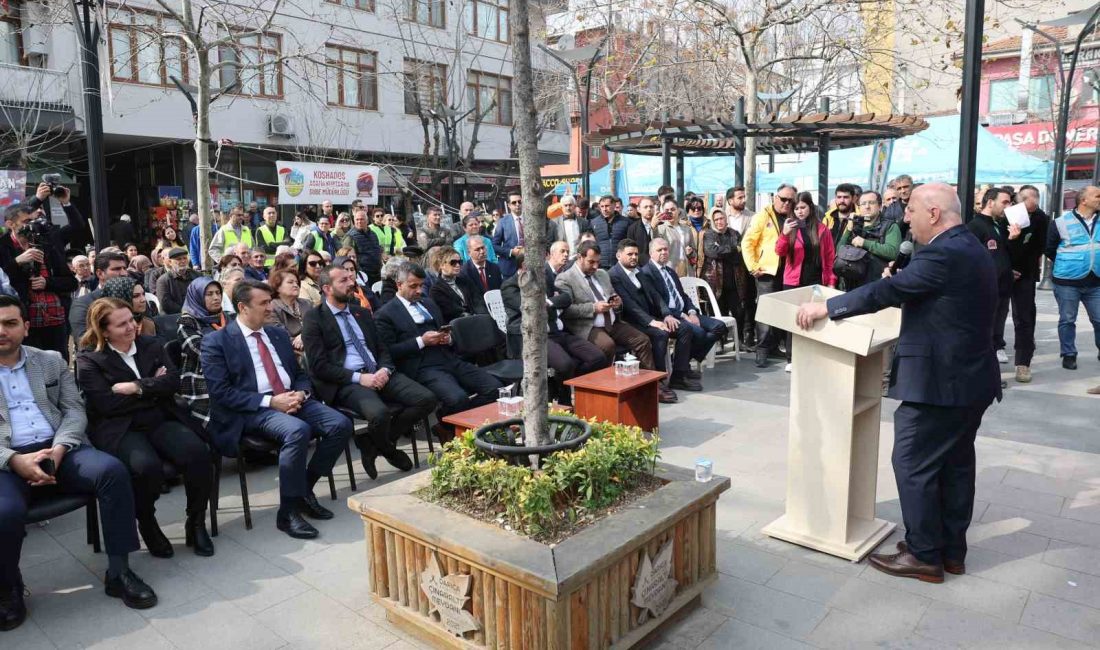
555, 242, 661, 392
375, 264, 502, 431
302, 266, 437, 480
0, 296, 156, 628
642, 238, 727, 372
609, 239, 694, 399
501, 245, 608, 405
461, 237, 502, 292
201, 280, 354, 540
69, 251, 129, 346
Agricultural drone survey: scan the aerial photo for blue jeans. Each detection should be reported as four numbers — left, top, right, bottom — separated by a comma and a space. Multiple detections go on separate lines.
1052, 283, 1100, 358
241, 399, 352, 499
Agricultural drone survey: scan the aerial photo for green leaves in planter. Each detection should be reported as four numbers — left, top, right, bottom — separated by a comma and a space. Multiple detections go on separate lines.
426, 419, 661, 538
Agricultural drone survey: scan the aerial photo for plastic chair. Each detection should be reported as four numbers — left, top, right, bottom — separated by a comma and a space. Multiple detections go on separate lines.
449, 314, 523, 384
680, 276, 740, 365
483, 290, 508, 334
26, 493, 101, 553
145, 292, 162, 313
371, 281, 383, 295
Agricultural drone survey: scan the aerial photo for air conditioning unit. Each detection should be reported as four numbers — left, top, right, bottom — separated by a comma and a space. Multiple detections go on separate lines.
268, 114, 294, 138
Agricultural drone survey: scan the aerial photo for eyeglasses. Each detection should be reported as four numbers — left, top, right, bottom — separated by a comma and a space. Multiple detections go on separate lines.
509, 200, 522, 205
307, 260, 323, 267
446, 259, 462, 266
688, 205, 703, 211
778, 197, 795, 204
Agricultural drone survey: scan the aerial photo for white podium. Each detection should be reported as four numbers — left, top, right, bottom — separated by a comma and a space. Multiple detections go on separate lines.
756, 286, 901, 561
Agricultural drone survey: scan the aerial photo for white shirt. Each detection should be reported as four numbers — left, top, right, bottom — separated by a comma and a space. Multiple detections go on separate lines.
563, 218, 581, 254
396, 294, 430, 349
109, 342, 141, 379
583, 271, 613, 327
620, 264, 642, 289
238, 321, 292, 408
729, 210, 752, 236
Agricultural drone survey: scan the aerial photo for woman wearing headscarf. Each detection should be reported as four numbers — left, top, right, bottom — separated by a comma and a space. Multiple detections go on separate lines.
176, 276, 229, 427
101, 276, 157, 337
702, 207, 742, 329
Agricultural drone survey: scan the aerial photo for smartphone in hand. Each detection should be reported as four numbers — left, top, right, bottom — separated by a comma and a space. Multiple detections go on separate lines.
38, 457, 56, 476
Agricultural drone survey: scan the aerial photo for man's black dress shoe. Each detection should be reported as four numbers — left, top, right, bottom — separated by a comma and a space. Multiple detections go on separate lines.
185, 511, 215, 557
105, 570, 158, 609
361, 455, 379, 480
301, 494, 334, 520
138, 518, 174, 558
670, 375, 703, 392
0, 582, 26, 631
384, 449, 413, 472
1063, 355, 1078, 370
685, 368, 702, 380
276, 510, 320, 539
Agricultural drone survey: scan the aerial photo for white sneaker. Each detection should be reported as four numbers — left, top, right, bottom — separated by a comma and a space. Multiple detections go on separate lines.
997, 349, 1008, 364
784, 363, 792, 373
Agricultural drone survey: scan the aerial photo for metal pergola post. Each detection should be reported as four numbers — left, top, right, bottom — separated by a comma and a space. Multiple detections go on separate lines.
734, 97, 746, 187
956, 0, 986, 220
675, 152, 685, 203
661, 138, 672, 190
818, 98, 831, 205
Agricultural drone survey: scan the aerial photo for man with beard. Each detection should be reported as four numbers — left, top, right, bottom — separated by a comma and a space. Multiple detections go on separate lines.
155, 248, 201, 314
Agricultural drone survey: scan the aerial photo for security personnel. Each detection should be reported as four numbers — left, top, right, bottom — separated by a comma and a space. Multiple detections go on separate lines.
208, 206, 253, 263
255, 206, 291, 268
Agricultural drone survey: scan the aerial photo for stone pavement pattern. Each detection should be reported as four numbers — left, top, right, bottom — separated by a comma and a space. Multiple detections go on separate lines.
8, 292, 1100, 649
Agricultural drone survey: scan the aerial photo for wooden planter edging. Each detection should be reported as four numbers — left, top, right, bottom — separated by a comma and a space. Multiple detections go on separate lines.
347, 463, 729, 649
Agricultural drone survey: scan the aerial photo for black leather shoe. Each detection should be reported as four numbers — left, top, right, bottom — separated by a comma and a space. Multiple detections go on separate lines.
685, 368, 702, 380
1063, 355, 1078, 370
105, 570, 158, 609
300, 494, 334, 520
670, 375, 703, 392
0, 582, 26, 631
384, 449, 413, 472
360, 455, 379, 480
138, 518, 173, 558
276, 510, 320, 539
184, 512, 215, 557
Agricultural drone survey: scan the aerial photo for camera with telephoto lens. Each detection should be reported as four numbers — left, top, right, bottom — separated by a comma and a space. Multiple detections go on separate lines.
19, 216, 54, 249
851, 216, 865, 238
41, 173, 66, 198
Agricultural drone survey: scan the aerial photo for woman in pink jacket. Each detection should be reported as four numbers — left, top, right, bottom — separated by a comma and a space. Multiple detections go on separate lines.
775, 192, 836, 370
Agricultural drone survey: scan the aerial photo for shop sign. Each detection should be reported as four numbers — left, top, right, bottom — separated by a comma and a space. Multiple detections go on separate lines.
0, 169, 27, 208
988, 120, 1098, 154
276, 161, 379, 205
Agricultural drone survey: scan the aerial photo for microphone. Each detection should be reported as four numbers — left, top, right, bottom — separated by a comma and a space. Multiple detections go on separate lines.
894, 241, 914, 271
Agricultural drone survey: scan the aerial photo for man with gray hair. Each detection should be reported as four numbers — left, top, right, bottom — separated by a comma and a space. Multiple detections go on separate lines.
796, 183, 1000, 585
558, 195, 591, 257
742, 183, 797, 367
882, 174, 914, 235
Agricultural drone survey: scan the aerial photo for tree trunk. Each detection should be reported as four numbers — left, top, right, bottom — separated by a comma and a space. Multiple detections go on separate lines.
743, 70, 759, 212
194, 53, 213, 271
510, 0, 549, 448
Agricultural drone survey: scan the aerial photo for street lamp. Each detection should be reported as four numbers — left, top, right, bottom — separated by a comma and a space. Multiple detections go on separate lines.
538, 35, 608, 202
1086, 68, 1100, 184
70, 0, 109, 250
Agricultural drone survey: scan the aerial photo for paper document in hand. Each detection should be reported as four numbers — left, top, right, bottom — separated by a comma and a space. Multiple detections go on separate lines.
1005, 202, 1031, 229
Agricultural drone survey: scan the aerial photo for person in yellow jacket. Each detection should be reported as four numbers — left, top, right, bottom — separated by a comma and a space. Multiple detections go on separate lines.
254, 206, 292, 267
208, 206, 253, 263
741, 183, 798, 367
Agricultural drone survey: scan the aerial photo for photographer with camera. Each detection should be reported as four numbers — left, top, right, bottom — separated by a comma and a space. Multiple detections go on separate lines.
25, 178, 93, 253
1, 202, 78, 359
834, 190, 902, 291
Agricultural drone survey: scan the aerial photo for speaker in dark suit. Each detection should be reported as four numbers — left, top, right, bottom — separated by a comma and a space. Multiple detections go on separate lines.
302, 268, 437, 478
797, 184, 1001, 583
201, 281, 353, 539
374, 265, 502, 417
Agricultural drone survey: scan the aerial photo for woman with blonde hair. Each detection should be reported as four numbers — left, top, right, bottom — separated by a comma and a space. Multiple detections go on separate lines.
77, 298, 214, 558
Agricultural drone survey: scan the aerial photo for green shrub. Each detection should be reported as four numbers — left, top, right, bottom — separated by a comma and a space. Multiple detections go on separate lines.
426, 418, 660, 538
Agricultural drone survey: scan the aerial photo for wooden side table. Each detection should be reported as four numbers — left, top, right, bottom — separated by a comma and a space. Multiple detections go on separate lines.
564, 368, 666, 433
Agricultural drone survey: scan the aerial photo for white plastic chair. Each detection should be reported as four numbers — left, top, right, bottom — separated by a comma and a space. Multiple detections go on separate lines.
145, 292, 162, 314
680, 276, 740, 365
371, 281, 382, 295
484, 289, 508, 334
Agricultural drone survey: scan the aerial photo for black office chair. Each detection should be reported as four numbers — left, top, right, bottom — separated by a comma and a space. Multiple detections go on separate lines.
26, 493, 101, 553
448, 314, 523, 385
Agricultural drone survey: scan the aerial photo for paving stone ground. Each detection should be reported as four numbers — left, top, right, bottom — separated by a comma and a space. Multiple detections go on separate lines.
9, 291, 1100, 649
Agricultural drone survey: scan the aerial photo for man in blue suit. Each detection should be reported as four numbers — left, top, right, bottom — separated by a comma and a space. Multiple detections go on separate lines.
796, 183, 1001, 584
492, 192, 526, 278
642, 237, 727, 367
201, 280, 353, 540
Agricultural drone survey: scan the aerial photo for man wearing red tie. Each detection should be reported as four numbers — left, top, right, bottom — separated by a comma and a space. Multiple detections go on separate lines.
461, 237, 502, 291
201, 280, 353, 540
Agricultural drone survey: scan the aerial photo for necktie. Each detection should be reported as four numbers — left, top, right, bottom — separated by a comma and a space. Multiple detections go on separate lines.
412, 301, 434, 324
516, 217, 524, 246
586, 274, 614, 324
337, 311, 377, 373
662, 267, 683, 311
479, 266, 488, 290
251, 332, 287, 395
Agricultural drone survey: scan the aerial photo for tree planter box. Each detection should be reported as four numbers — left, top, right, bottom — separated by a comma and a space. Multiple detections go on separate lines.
347, 463, 728, 649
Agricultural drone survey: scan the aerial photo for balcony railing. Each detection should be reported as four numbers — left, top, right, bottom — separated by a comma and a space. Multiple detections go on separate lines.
0, 63, 72, 108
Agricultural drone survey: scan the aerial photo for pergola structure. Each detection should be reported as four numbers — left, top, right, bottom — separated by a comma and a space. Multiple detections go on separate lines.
584, 108, 929, 202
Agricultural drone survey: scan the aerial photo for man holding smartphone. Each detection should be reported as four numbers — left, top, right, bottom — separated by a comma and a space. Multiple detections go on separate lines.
0, 295, 157, 630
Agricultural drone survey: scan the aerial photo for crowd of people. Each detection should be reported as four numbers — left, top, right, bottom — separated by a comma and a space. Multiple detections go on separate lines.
0, 170, 1097, 630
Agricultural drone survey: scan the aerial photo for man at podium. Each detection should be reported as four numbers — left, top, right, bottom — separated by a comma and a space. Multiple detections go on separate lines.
795, 183, 1001, 584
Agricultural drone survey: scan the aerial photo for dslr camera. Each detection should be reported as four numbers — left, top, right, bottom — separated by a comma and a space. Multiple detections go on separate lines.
41, 173, 67, 198
851, 215, 866, 238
